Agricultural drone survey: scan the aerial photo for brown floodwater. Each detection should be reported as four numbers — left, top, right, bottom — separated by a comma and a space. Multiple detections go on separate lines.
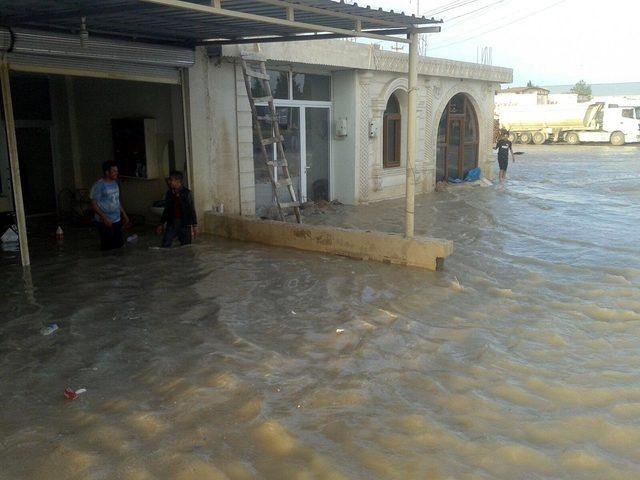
1, 145, 640, 479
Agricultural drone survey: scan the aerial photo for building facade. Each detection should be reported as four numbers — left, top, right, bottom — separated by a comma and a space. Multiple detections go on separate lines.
188, 41, 512, 218
0, 31, 511, 229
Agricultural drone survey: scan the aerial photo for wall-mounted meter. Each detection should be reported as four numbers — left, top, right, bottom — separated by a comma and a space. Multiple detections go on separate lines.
369, 120, 378, 138
336, 117, 348, 137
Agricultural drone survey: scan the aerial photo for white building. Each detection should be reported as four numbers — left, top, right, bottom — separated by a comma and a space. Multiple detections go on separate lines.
193, 41, 512, 217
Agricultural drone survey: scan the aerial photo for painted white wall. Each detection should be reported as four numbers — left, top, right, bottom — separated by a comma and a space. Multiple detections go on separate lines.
49, 76, 75, 195
187, 48, 218, 221
210, 59, 242, 215
331, 70, 357, 205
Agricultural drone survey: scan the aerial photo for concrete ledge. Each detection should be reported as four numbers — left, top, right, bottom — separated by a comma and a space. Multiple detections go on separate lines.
204, 212, 453, 271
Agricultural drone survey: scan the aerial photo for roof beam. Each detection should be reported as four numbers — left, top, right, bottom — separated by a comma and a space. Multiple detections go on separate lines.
198, 28, 413, 46
252, 0, 412, 29
138, 0, 412, 44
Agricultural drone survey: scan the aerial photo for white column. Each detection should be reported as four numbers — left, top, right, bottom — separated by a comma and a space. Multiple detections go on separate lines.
0, 61, 30, 267
404, 30, 419, 238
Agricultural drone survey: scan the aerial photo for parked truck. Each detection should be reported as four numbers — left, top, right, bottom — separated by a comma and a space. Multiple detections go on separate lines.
496, 102, 640, 145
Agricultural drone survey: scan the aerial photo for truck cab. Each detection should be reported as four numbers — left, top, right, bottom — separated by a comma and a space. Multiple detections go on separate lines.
569, 103, 640, 145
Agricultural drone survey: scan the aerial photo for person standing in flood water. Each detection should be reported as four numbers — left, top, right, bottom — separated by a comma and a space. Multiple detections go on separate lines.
495, 131, 515, 182
156, 171, 198, 247
90, 161, 130, 251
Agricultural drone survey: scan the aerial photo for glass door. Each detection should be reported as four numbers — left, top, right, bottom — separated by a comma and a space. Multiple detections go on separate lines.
446, 119, 462, 180
276, 107, 301, 202
304, 107, 330, 202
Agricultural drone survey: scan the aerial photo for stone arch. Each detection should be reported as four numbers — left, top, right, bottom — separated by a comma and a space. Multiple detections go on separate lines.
433, 84, 486, 141
377, 77, 409, 108
369, 77, 411, 192
431, 85, 487, 184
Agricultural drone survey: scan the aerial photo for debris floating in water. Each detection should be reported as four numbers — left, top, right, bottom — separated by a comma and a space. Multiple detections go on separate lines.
63, 387, 87, 400
41, 323, 59, 336
450, 277, 464, 292
336, 328, 345, 334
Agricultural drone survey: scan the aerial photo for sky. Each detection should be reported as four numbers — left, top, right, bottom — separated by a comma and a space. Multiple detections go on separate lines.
354, 0, 640, 87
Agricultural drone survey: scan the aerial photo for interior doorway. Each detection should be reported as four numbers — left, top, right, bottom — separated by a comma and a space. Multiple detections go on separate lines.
436, 93, 479, 182
16, 126, 56, 215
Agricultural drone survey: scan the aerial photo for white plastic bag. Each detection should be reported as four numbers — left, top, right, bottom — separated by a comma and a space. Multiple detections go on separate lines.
1, 226, 18, 243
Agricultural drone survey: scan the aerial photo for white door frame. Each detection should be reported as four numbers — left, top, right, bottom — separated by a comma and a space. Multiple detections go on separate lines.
259, 100, 332, 203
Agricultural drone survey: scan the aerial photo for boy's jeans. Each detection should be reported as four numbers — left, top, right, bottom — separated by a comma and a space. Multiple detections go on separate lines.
95, 220, 124, 251
162, 220, 192, 248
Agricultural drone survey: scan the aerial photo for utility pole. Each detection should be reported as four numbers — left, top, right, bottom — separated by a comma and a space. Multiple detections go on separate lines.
405, 29, 418, 238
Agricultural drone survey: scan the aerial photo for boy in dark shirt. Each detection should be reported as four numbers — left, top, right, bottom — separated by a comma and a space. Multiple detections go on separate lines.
494, 132, 514, 182
156, 171, 198, 247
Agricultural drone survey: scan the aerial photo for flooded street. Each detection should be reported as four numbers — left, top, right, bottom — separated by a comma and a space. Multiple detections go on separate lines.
2, 144, 640, 479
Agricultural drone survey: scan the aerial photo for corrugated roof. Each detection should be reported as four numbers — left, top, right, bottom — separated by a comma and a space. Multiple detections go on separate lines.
0, 1, 441, 46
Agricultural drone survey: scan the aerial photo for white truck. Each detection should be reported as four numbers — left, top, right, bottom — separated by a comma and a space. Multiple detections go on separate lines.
496, 102, 640, 146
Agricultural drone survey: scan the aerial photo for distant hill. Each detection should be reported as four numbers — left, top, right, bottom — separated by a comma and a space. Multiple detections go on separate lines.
543, 82, 640, 95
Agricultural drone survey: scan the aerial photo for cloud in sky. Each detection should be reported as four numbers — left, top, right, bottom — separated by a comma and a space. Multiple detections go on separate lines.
357, 0, 638, 86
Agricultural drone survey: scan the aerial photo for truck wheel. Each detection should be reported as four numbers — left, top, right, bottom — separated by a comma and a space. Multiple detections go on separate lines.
565, 132, 580, 145
610, 131, 625, 146
532, 132, 546, 145
519, 132, 532, 144
508, 132, 517, 143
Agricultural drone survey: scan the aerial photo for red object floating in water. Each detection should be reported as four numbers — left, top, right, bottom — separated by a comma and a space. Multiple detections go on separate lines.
63, 388, 77, 400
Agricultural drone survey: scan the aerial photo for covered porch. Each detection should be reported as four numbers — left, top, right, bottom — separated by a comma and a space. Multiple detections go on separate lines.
0, 0, 441, 268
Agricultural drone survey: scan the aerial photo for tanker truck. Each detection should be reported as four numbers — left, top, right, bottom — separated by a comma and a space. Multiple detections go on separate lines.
496, 102, 640, 145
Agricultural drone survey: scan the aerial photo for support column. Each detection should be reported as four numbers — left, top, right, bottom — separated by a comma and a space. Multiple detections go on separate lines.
65, 76, 83, 188
0, 60, 30, 267
404, 30, 419, 238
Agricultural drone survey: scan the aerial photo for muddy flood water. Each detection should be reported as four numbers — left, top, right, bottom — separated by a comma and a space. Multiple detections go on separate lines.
2, 144, 640, 479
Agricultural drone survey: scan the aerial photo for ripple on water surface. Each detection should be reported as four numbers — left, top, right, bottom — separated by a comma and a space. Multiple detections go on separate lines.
1, 145, 640, 479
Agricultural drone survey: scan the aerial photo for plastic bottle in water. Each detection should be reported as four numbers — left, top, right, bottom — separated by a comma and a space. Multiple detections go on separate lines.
41, 323, 59, 335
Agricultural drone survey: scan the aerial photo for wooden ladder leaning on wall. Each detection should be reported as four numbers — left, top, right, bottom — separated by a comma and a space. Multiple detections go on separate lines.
240, 52, 302, 224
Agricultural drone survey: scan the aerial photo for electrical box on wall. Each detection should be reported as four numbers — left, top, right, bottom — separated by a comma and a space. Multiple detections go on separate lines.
335, 117, 348, 138
369, 120, 378, 138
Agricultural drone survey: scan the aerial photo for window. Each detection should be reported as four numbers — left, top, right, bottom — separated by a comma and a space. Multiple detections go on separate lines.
292, 73, 331, 101
635, 107, 640, 120
383, 94, 401, 168
448, 94, 464, 114
622, 108, 634, 119
252, 70, 331, 102
251, 69, 289, 100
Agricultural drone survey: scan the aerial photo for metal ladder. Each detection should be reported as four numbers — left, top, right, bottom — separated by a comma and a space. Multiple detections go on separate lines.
240, 52, 302, 223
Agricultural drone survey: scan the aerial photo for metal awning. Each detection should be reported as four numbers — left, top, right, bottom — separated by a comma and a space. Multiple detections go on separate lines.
0, 1, 443, 268
0, 0, 442, 46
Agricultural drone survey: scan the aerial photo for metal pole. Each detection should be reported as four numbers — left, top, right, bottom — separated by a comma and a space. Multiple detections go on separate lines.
404, 29, 419, 238
0, 60, 30, 267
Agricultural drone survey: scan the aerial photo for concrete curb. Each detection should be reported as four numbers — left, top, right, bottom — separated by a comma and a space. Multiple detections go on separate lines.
204, 212, 453, 271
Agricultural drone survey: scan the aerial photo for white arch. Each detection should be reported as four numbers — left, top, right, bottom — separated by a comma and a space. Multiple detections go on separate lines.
377, 77, 409, 107
432, 86, 485, 182
433, 84, 486, 130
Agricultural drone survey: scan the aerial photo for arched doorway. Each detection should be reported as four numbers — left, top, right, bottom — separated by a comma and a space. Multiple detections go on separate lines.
436, 93, 479, 181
